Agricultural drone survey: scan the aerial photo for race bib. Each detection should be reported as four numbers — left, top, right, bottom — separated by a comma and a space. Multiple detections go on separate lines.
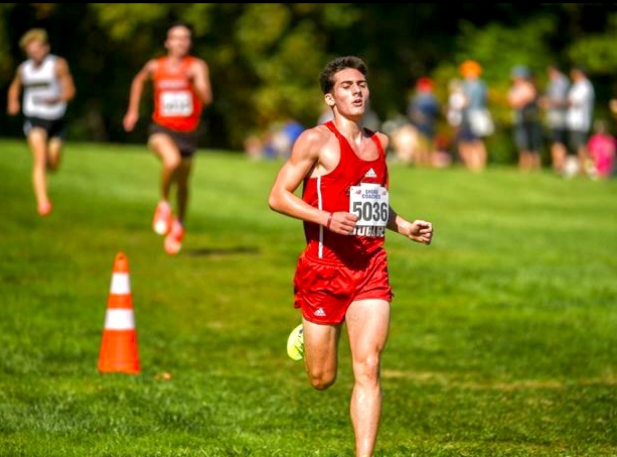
349, 183, 389, 237
160, 91, 193, 117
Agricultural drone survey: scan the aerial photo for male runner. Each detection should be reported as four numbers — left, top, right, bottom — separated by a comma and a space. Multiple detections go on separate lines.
7, 28, 75, 216
269, 56, 433, 457
123, 22, 212, 254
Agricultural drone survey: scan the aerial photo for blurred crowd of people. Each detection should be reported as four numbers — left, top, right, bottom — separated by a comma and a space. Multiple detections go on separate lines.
506, 64, 605, 177
390, 60, 613, 179
244, 118, 304, 160
245, 59, 615, 179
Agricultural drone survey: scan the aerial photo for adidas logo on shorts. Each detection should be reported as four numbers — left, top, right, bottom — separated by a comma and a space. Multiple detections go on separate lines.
315, 308, 326, 317
365, 168, 377, 178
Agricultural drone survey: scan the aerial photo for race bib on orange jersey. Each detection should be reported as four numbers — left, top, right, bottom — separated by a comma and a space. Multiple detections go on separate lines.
160, 91, 193, 117
349, 183, 389, 237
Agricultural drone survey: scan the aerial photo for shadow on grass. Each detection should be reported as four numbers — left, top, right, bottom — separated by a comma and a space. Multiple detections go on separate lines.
187, 246, 261, 257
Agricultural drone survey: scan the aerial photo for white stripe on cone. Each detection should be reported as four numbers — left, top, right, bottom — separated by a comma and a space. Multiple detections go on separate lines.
110, 273, 131, 295
104, 309, 135, 330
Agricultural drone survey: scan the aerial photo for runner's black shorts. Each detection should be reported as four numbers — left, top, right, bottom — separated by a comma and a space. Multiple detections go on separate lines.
23, 116, 66, 140
148, 122, 199, 158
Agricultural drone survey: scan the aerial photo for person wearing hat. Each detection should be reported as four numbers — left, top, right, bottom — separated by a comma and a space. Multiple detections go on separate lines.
407, 77, 440, 166
458, 60, 491, 171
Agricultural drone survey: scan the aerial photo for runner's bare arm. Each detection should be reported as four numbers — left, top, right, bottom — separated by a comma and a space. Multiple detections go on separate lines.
269, 128, 357, 235
191, 60, 212, 106
387, 207, 433, 245
375, 132, 433, 244
123, 60, 156, 132
7, 69, 22, 116
53, 58, 75, 103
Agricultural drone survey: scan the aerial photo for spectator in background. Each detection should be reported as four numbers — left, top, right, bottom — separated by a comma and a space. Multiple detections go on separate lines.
271, 118, 304, 159
385, 116, 421, 164
566, 66, 594, 176
243, 118, 304, 160
244, 131, 265, 160
459, 60, 492, 172
541, 65, 569, 174
407, 77, 439, 166
587, 120, 615, 179
446, 78, 466, 165
447, 79, 465, 132
508, 65, 542, 171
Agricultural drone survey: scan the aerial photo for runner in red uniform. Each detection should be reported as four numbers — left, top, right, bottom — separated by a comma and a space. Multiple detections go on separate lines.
123, 22, 212, 255
269, 56, 433, 457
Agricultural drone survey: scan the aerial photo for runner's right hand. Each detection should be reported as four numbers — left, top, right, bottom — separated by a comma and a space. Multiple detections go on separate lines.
327, 212, 358, 235
123, 111, 139, 132
7, 100, 20, 116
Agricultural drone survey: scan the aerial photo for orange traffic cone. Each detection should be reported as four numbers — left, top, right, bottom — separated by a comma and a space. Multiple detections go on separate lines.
98, 252, 140, 374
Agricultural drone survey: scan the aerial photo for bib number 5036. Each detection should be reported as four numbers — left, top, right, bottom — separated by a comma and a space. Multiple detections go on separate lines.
352, 201, 388, 224
349, 184, 389, 236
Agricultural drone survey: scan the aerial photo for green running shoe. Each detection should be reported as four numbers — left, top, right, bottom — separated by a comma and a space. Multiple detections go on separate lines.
286, 324, 304, 361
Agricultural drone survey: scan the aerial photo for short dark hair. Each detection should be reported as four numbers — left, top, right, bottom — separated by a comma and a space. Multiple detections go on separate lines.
168, 21, 193, 35
319, 56, 367, 94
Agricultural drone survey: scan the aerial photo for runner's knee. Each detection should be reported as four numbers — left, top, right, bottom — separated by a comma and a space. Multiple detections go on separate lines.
164, 154, 182, 170
353, 354, 381, 386
309, 370, 337, 391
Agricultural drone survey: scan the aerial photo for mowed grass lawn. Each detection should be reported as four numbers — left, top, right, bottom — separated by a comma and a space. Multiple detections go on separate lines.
0, 139, 616, 457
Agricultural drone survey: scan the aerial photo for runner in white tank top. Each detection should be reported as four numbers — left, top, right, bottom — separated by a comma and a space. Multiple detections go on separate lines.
7, 29, 75, 216
21, 54, 67, 120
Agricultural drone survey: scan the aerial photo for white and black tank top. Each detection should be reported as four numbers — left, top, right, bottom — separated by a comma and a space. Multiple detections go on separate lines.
21, 54, 66, 120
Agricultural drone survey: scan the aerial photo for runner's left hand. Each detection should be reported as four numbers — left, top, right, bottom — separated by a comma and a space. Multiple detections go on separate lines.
404, 220, 433, 245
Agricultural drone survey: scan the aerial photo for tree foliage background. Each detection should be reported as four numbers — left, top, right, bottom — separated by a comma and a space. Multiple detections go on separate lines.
2, 3, 617, 158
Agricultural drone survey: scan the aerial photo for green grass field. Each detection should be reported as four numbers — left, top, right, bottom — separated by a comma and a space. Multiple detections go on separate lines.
1, 139, 616, 456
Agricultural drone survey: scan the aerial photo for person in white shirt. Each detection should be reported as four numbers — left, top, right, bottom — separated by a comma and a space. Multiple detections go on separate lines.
541, 65, 570, 173
7, 29, 75, 216
566, 67, 594, 175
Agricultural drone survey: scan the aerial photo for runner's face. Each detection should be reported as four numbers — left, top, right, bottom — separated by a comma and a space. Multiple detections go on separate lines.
328, 68, 369, 120
165, 26, 191, 57
25, 40, 49, 63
